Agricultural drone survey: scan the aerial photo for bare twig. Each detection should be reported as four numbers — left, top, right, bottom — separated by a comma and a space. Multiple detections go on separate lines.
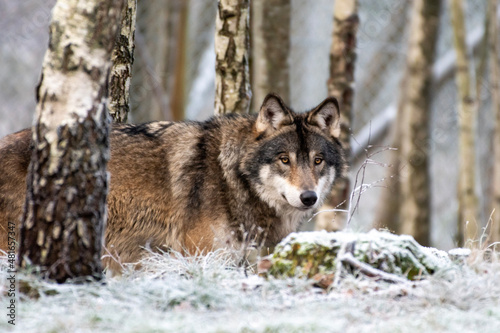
340, 253, 408, 284
311, 131, 396, 227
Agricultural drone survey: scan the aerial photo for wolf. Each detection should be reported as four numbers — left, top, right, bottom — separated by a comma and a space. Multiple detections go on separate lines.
0, 93, 345, 272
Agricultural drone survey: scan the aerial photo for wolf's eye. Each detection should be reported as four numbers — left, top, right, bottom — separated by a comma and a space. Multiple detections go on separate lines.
280, 157, 290, 164
314, 158, 323, 165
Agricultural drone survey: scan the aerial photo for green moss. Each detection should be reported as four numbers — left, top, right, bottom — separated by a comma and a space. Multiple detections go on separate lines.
267, 230, 452, 281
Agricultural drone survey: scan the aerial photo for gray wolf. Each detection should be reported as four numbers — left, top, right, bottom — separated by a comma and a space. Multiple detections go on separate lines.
0, 93, 345, 272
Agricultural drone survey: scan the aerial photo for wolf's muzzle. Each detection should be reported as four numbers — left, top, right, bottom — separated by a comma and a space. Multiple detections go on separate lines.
300, 191, 317, 207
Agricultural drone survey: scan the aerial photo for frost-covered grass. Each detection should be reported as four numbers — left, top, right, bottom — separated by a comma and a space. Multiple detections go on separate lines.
1, 246, 500, 333
268, 230, 455, 280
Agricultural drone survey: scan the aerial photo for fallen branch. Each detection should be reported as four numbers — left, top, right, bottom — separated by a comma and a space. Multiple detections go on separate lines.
340, 253, 408, 284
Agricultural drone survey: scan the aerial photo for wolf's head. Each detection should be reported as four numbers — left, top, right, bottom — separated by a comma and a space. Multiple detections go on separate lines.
243, 93, 345, 215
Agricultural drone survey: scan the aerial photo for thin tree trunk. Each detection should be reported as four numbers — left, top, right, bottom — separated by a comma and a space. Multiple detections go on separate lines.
374, 75, 411, 233
18, 0, 123, 283
449, 0, 479, 246
214, 0, 251, 115
108, 0, 137, 123
315, 0, 358, 232
474, 2, 491, 111
375, 1, 441, 246
489, 0, 500, 245
131, 0, 177, 122
170, 0, 188, 121
251, 0, 291, 104
398, 0, 441, 246
373, 100, 404, 234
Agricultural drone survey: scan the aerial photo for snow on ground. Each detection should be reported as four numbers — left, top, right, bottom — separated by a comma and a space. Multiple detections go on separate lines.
1, 247, 500, 333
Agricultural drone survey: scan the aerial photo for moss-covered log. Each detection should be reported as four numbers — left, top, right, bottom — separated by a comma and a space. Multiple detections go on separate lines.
266, 230, 452, 282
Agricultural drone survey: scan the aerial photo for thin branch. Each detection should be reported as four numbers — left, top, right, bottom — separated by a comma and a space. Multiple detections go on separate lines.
340, 253, 408, 284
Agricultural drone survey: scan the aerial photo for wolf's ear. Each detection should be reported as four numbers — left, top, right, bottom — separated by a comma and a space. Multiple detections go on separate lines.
255, 93, 294, 134
307, 97, 341, 138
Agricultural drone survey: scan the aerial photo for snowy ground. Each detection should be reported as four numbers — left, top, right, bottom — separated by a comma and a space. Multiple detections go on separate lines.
1, 247, 500, 333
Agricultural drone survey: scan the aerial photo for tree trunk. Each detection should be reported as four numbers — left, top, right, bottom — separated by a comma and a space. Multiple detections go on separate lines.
170, 0, 189, 121
315, 0, 359, 232
251, 0, 291, 105
489, 0, 500, 245
375, 1, 441, 246
18, 0, 123, 283
108, 0, 137, 123
131, 0, 188, 122
474, 1, 491, 112
449, 0, 479, 246
373, 107, 403, 234
214, 0, 251, 115
398, 0, 441, 246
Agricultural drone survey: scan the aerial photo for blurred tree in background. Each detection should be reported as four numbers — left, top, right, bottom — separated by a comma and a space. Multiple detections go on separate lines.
315, 0, 359, 233
131, 0, 188, 122
2, 0, 499, 251
449, 0, 479, 246
251, 0, 291, 106
375, 0, 441, 247
487, 0, 500, 245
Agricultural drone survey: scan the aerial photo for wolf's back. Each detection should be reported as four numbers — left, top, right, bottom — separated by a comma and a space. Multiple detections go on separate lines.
0, 116, 257, 268
0, 129, 31, 251
0, 93, 346, 272
104, 117, 255, 268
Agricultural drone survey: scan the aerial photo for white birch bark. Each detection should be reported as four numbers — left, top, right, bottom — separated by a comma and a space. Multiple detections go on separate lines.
214, 0, 251, 115
108, 0, 137, 123
19, 0, 123, 282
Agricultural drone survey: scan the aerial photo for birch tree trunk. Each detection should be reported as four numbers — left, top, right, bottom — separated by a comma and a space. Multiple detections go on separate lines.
449, 0, 479, 246
315, 0, 359, 232
489, 0, 500, 245
108, 0, 137, 123
214, 0, 251, 115
252, 0, 291, 104
18, 0, 123, 283
398, 0, 441, 246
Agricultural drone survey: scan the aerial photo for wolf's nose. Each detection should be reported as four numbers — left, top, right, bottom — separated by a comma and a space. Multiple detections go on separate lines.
300, 191, 317, 207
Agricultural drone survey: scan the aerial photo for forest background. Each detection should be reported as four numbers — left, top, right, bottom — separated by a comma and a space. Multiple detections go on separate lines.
1, 1, 500, 332
1, 0, 497, 251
